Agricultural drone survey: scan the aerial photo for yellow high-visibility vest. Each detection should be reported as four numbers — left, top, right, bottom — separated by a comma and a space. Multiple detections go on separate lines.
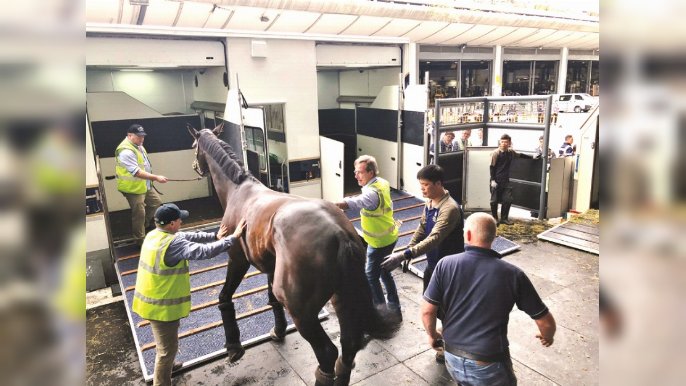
360, 178, 398, 248
115, 139, 148, 194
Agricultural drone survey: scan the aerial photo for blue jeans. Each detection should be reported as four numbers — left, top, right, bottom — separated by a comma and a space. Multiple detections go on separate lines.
444, 351, 516, 386
366, 242, 400, 310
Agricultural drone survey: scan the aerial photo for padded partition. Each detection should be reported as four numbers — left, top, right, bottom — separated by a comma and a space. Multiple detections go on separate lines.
356, 107, 398, 142
400, 110, 425, 147
463, 147, 495, 212
437, 151, 464, 203
318, 109, 355, 136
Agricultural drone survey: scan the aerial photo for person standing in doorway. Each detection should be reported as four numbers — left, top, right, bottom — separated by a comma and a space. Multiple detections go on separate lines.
132, 203, 245, 386
335, 155, 401, 318
115, 124, 168, 245
422, 212, 556, 385
490, 134, 533, 225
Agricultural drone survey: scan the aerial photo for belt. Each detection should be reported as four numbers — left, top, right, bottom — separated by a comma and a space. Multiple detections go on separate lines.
444, 344, 509, 364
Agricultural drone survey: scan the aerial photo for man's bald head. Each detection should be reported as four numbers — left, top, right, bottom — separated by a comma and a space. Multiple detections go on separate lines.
464, 212, 497, 248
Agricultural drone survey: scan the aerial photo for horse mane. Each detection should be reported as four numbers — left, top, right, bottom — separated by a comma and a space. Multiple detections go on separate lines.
198, 130, 252, 185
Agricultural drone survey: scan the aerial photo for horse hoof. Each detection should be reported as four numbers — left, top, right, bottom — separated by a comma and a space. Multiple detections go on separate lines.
270, 327, 286, 342
314, 367, 336, 386
334, 358, 354, 386
225, 343, 245, 363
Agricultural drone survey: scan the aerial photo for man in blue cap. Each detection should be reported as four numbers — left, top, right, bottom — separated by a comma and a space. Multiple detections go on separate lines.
132, 203, 245, 386
115, 124, 169, 245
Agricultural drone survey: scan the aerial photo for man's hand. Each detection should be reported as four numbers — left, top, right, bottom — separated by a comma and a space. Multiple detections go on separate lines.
536, 333, 554, 347
156, 175, 169, 183
490, 180, 498, 189
216, 224, 229, 240
429, 335, 444, 352
232, 218, 246, 238
334, 201, 348, 210
380, 251, 406, 271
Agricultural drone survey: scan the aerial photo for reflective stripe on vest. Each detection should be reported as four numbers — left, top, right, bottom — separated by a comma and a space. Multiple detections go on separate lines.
115, 139, 148, 194
132, 230, 191, 321
359, 178, 398, 248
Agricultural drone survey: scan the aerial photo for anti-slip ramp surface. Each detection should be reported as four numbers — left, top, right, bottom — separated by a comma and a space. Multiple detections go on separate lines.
346, 190, 520, 279
114, 224, 328, 382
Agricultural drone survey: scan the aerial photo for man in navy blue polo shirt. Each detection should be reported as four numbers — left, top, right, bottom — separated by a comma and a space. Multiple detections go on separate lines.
422, 212, 556, 385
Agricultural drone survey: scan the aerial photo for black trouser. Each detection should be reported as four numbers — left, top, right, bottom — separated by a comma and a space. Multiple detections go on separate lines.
490, 181, 513, 206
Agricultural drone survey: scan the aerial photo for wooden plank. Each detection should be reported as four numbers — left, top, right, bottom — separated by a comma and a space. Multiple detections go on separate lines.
137, 284, 270, 328
550, 227, 600, 243
140, 305, 273, 352
125, 269, 263, 293
539, 232, 599, 254
562, 222, 599, 235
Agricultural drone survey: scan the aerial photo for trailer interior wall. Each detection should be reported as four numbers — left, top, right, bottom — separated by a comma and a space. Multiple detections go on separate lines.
226, 38, 321, 198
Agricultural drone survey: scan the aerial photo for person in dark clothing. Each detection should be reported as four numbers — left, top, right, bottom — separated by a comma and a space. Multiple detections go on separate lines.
559, 134, 576, 157
490, 134, 533, 225
422, 212, 556, 385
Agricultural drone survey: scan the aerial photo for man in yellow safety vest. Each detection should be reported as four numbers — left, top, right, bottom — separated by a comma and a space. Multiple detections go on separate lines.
132, 203, 245, 386
115, 124, 168, 245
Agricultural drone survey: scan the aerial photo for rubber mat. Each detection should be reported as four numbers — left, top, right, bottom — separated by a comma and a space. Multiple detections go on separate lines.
114, 224, 328, 382
407, 236, 521, 278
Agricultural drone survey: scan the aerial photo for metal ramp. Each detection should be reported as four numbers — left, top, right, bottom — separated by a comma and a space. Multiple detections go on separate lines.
114, 224, 327, 382
538, 219, 599, 255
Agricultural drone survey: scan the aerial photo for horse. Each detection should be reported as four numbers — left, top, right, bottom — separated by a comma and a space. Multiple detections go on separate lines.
187, 125, 401, 386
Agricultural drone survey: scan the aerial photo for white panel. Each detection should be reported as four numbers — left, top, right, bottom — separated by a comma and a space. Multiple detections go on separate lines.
100, 150, 211, 212
468, 26, 516, 45
86, 37, 224, 67
317, 71, 340, 109
490, 28, 538, 46
342, 16, 391, 36
224, 88, 242, 126
193, 67, 230, 104
356, 135, 398, 189
289, 180, 322, 199
420, 23, 474, 45
319, 137, 345, 202
373, 19, 420, 37
404, 84, 428, 112
268, 10, 320, 33
444, 25, 497, 45
86, 70, 114, 92
243, 107, 264, 128
144, 0, 179, 26
86, 116, 99, 188
86, 0, 120, 24
513, 29, 558, 46
204, 7, 233, 29
368, 69, 401, 98
464, 147, 496, 211
404, 21, 449, 41
86, 215, 109, 252
226, 6, 271, 30
110, 70, 192, 114
226, 39, 319, 161
316, 44, 400, 67
574, 112, 598, 211
175, 2, 214, 28
307, 14, 358, 34
339, 70, 369, 96
402, 143, 424, 198
86, 92, 162, 122
370, 86, 399, 110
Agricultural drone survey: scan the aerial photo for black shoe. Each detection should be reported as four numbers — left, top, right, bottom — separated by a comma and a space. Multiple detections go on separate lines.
435, 350, 445, 363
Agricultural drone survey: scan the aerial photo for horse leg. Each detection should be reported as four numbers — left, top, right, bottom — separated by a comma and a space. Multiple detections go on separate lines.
218, 251, 250, 362
333, 303, 363, 386
293, 315, 338, 386
267, 273, 287, 342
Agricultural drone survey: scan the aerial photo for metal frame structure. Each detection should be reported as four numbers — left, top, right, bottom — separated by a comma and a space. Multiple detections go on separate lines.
428, 95, 553, 220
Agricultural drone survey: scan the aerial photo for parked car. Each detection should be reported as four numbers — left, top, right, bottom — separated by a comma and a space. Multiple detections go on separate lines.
553, 93, 597, 113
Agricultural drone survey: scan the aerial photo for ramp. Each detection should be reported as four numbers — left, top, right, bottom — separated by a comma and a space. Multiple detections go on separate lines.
538, 219, 599, 255
114, 224, 327, 382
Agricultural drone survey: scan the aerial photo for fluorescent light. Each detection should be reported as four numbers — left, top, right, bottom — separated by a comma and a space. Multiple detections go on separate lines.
119, 68, 153, 72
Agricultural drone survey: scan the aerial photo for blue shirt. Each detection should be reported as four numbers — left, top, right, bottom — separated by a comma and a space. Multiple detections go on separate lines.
163, 230, 238, 267
423, 245, 548, 357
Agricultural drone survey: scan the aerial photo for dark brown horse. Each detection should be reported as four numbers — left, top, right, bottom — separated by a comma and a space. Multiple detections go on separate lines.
188, 125, 401, 386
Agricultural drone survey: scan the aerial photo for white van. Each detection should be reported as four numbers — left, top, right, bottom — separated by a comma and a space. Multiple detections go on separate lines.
553, 93, 597, 113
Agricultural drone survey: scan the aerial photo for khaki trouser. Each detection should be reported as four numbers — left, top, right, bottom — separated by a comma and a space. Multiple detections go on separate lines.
123, 189, 162, 243
149, 319, 180, 386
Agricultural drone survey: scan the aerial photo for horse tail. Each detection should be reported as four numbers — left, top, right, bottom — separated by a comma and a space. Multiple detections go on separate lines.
333, 237, 401, 346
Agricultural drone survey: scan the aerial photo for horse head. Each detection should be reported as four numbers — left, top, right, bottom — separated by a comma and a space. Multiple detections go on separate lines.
187, 123, 224, 177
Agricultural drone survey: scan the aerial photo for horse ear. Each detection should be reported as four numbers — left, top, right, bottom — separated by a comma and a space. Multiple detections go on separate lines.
213, 122, 224, 136
186, 123, 200, 139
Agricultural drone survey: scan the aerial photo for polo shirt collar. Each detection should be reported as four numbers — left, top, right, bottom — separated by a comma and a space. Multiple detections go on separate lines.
428, 190, 451, 210
465, 245, 502, 259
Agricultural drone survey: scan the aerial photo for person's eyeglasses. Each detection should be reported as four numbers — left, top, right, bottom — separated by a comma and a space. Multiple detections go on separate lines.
354, 170, 367, 175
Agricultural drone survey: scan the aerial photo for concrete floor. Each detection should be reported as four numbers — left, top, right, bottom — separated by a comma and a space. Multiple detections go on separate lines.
86, 239, 598, 385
